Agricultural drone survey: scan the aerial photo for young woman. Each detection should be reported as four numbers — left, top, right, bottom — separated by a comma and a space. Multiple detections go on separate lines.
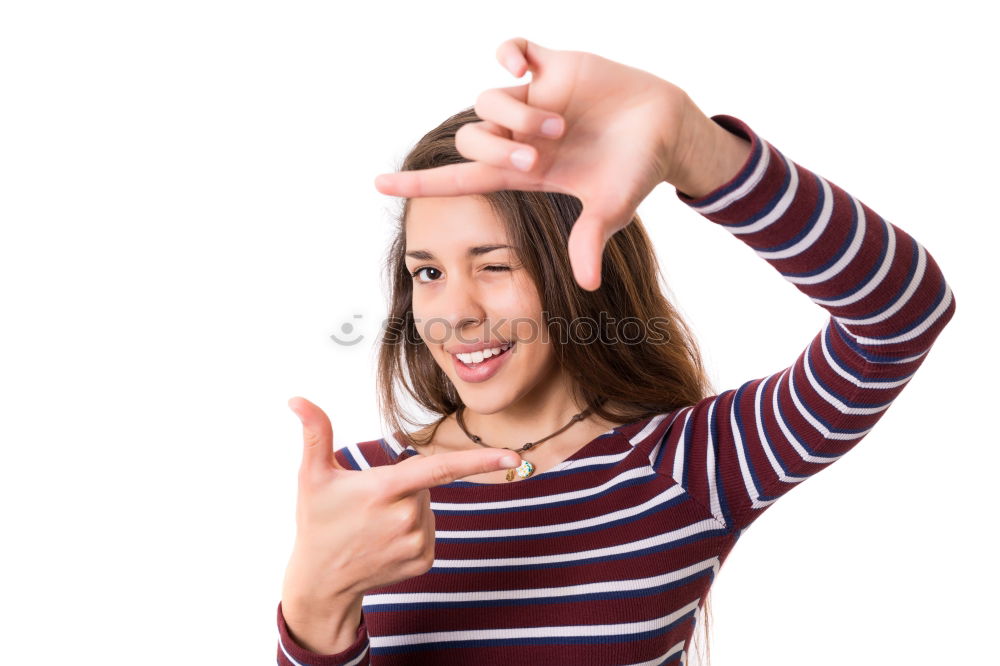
276, 38, 956, 665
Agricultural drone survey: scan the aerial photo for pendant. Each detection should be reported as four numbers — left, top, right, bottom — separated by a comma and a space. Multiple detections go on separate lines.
505, 460, 536, 482
515, 460, 535, 480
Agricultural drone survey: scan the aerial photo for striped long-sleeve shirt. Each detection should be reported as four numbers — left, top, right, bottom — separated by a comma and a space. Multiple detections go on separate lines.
276, 115, 957, 666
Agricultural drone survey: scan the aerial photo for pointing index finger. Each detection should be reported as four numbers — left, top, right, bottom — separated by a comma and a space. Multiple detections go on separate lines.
374, 161, 529, 199
382, 448, 522, 497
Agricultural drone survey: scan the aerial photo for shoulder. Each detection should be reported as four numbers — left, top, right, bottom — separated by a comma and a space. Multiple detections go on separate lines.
332, 435, 417, 470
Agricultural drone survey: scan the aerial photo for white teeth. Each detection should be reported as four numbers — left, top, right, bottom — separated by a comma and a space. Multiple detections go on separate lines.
454, 342, 513, 365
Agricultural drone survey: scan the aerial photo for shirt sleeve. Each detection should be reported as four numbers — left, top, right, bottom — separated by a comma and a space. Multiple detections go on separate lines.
649, 114, 957, 535
276, 600, 371, 666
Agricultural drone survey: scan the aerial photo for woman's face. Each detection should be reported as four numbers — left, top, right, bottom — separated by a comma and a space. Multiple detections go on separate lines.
404, 195, 559, 415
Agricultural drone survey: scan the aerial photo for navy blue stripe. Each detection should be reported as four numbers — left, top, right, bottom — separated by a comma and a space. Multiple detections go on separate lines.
428, 525, 730, 573
707, 390, 734, 529
338, 447, 363, 471
816, 212, 889, 301
369, 610, 697, 654
363, 567, 715, 613
830, 282, 946, 362
435, 490, 688, 543
759, 172, 827, 253
435, 475, 655, 515
778, 183, 861, 279
717, 148, 792, 229
824, 321, 915, 382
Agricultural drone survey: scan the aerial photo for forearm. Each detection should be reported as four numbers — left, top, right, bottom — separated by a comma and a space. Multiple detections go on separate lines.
666, 97, 752, 199
676, 114, 956, 360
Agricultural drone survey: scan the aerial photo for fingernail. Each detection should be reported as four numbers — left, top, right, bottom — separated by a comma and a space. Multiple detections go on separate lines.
510, 148, 534, 171
541, 117, 563, 137
505, 56, 522, 75
500, 454, 521, 468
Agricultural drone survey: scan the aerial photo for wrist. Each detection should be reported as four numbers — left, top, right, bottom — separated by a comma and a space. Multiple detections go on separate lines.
666, 106, 752, 199
282, 594, 364, 654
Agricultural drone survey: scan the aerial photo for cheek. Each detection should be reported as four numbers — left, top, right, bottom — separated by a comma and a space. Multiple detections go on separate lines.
494, 274, 543, 324
410, 292, 449, 347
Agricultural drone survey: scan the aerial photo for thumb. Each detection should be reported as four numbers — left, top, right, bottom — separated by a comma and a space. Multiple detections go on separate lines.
567, 213, 611, 291
497, 37, 556, 78
287, 396, 342, 477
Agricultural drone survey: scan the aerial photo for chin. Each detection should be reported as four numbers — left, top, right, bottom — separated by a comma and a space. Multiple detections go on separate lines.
454, 386, 520, 415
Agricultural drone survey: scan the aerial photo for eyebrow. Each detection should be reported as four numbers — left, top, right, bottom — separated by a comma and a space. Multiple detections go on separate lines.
404, 244, 513, 260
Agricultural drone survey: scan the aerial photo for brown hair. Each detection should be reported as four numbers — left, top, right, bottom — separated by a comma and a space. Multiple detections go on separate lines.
375, 105, 715, 662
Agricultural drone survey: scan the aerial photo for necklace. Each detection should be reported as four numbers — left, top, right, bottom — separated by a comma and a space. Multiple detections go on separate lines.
454, 406, 592, 482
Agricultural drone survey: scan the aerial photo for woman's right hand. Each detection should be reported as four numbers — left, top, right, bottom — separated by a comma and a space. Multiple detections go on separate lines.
281, 396, 522, 617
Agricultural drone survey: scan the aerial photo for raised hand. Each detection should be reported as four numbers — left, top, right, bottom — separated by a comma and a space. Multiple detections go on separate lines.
373, 37, 712, 291
280, 397, 521, 651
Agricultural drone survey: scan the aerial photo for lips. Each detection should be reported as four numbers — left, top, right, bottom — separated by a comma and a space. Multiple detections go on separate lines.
450, 341, 516, 384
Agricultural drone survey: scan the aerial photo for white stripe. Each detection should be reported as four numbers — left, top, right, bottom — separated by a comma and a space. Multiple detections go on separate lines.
435, 484, 687, 539
809, 206, 890, 300
756, 174, 834, 261
729, 382, 780, 513
766, 371, 855, 485
787, 191, 867, 285
802, 345, 894, 416
369, 599, 702, 648
550, 447, 637, 474
622, 640, 689, 666
381, 432, 405, 456
647, 411, 687, 470
277, 637, 307, 666
691, 140, 772, 215
630, 413, 670, 445
432, 518, 724, 568
342, 442, 371, 470
874, 348, 929, 364
671, 408, 695, 484
820, 319, 915, 389
431, 466, 656, 512
771, 371, 836, 465
704, 400, 725, 525
836, 282, 954, 347
725, 150, 799, 235
836, 242, 927, 326
278, 636, 369, 666
785, 359, 874, 442
752, 375, 804, 501
365, 558, 720, 607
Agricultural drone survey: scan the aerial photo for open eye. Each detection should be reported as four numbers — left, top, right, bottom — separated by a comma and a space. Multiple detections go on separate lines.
410, 266, 442, 283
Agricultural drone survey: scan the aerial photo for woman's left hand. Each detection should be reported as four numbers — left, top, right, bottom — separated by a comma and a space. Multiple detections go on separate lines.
373, 37, 742, 290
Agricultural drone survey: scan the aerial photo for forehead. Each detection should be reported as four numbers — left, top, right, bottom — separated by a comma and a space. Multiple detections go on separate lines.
405, 195, 509, 249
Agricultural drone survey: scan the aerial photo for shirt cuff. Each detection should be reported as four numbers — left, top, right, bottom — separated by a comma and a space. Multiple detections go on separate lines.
277, 600, 369, 665
674, 114, 777, 224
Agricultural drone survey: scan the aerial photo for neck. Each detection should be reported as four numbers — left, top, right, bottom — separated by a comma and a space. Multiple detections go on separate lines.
459, 369, 589, 448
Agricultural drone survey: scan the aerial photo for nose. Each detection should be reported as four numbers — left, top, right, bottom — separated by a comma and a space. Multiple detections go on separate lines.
429, 276, 487, 346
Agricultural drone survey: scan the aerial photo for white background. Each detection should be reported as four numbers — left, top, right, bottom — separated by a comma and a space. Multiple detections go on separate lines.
0, 1, 994, 664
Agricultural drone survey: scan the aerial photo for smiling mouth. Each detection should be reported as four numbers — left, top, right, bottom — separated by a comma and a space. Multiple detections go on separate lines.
452, 341, 515, 366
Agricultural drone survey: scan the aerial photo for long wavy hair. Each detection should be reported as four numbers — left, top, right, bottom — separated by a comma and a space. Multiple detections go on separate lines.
375, 105, 715, 664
